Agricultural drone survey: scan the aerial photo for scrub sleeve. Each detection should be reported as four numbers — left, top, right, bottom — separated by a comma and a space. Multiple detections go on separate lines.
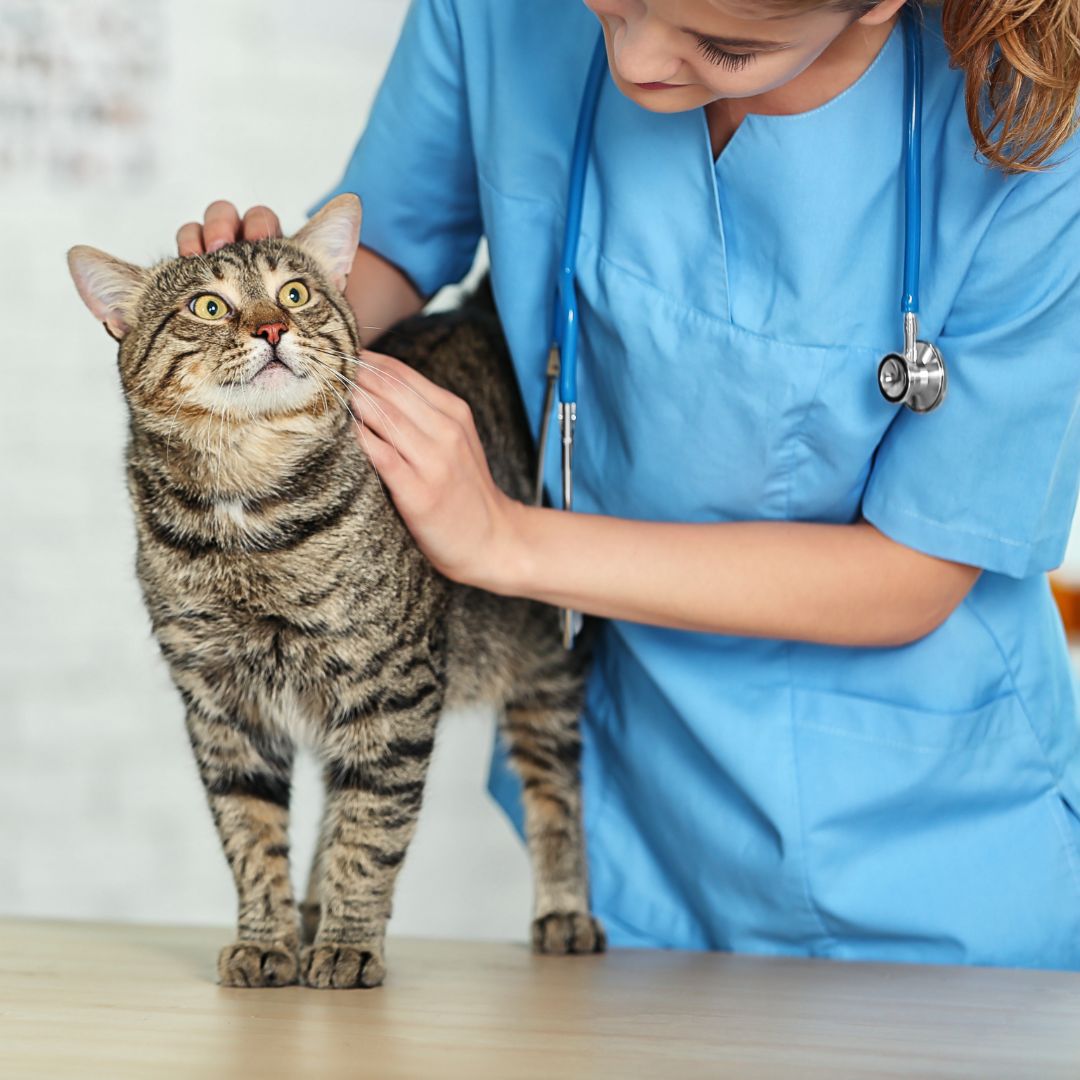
306, 0, 483, 299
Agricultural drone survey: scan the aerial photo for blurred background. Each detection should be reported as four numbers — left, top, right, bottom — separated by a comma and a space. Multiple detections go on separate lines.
2, 0, 1080, 941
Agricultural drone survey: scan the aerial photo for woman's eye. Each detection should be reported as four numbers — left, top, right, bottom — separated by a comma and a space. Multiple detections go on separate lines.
696, 39, 756, 72
278, 280, 310, 308
190, 294, 230, 320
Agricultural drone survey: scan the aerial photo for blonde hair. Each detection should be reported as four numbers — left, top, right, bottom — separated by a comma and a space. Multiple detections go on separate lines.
776, 1, 1080, 172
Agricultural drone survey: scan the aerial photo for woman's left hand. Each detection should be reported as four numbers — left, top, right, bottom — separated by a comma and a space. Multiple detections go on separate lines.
347, 349, 524, 590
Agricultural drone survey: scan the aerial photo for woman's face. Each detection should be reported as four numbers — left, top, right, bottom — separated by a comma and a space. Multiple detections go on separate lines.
582, 0, 881, 112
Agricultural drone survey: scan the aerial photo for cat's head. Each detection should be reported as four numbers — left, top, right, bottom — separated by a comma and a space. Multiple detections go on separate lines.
66, 194, 363, 437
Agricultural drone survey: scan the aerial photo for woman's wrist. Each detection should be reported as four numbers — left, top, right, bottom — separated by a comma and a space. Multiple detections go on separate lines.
474, 497, 540, 598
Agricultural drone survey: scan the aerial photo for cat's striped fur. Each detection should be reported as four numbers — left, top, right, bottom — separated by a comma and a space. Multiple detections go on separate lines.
67, 194, 604, 989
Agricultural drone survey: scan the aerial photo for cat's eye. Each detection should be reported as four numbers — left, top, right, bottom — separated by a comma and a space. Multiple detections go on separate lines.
189, 294, 230, 321
278, 280, 310, 308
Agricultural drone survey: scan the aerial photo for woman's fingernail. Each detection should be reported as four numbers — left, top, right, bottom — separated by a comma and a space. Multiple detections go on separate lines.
207, 239, 225, 253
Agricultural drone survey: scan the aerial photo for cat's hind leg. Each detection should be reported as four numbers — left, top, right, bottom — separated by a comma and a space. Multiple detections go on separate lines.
500, 646, 606, 956
182, 698, 301, 987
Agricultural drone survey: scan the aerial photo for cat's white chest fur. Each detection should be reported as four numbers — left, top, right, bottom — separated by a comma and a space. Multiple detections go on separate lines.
214, 499, 250, 531
262, 684, 314, 748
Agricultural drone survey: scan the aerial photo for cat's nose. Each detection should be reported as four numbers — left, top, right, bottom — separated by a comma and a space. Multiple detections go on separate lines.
253, 321, 288, 346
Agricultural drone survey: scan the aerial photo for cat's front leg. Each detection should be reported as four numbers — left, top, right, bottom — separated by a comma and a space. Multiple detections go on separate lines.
302, 687, 442, 990
182, 696, 300, 987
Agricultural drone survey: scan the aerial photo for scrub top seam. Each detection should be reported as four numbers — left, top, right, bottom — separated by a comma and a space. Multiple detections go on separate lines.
783, 640, 838, 954
959, 594, 1067, 784
698, 108, 732, 323
864, 498, 1065, 550
959, 592, 1080, 902
573, 228, 895, 355
783, 329, 834, 521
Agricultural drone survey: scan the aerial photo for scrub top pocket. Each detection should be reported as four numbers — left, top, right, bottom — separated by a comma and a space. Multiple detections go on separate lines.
791, 685, 1080, 969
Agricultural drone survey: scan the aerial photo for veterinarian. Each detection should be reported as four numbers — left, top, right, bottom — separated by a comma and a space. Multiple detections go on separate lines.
179, 0, 1080, 968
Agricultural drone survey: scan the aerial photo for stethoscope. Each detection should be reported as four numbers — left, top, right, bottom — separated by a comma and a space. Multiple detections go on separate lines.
536, 10, 947, 649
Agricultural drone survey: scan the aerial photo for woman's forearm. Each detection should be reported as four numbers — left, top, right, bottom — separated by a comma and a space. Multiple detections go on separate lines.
490, 507, 981, 648
345, 244, 425, 348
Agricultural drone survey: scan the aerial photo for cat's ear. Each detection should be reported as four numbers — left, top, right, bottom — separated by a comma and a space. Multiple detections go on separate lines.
67, 246, 150, 342
289, 193, 363, 293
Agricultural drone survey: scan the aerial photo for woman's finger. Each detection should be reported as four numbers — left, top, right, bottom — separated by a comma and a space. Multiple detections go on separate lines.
242, 205, 282, 243
356, 350, 456, 412
177, 222, 205, 257
351, 418, 405, 481
349, 381, 434, 465
356, 351, 490, 468
202, 200, 243, 253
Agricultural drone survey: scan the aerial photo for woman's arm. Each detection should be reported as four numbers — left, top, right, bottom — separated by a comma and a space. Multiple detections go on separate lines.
494, 505, 982, 648
344, 244, 425, 348
350, 352, 982, 650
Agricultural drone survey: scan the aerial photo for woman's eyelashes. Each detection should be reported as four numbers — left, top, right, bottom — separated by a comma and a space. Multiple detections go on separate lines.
695, 38, 757, 71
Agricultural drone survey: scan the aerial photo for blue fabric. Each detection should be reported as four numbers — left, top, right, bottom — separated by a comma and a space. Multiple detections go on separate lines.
307, 0, 1080, 968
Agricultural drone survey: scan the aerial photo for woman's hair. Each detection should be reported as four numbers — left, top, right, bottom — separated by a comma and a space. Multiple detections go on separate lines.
777, 1, 1080, 172
938, 0, 1080, 171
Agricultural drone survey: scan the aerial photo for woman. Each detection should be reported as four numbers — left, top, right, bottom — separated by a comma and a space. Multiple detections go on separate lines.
178, 0, 1080, 968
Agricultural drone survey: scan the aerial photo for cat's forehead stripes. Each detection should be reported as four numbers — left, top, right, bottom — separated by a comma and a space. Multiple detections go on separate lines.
151, 241, 314, 308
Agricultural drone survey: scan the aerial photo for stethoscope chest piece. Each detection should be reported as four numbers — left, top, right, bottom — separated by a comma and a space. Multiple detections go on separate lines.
878, 340, 947, 412
877, 312, 947, 413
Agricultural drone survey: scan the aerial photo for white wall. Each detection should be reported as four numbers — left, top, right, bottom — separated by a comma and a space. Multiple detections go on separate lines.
1, 0, 532, 941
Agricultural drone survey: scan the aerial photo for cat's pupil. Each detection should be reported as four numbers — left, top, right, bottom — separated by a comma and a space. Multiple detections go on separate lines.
289, 288, 299, 303
207, 300, 217, 315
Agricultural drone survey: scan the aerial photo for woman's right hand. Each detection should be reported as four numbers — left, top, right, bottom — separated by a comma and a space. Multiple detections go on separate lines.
176, 200, 283, 256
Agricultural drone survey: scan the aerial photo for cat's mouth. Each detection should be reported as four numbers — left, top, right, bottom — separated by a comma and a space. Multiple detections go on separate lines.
252, 354, 307, 383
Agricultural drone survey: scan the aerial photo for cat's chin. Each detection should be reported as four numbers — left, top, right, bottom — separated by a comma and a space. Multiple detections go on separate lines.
180, 375, 330, 423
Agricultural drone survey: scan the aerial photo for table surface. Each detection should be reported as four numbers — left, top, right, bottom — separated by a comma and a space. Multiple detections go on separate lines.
2, 916, 1079, 1079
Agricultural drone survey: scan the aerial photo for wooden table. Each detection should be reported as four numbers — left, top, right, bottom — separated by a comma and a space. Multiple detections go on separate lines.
1, 916, 1078, 1078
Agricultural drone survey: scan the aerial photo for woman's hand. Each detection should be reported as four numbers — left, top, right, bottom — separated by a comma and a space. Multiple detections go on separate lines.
349, 350, 526, 590
176, 200, 282, 255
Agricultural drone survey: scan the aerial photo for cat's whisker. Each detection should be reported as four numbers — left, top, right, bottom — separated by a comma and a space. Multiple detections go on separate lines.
319, 315, 425, 351
320, 380, 389, 495
303, 354, 405, 452
303, 340, 435, 410
161, 365, 216, 466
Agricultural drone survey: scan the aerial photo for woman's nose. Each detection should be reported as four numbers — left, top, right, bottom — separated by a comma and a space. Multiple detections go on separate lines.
253, 321, 288, 346
611, 23, 681, 85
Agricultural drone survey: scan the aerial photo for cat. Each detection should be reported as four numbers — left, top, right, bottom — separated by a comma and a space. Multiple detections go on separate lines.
66, 193, 605, 989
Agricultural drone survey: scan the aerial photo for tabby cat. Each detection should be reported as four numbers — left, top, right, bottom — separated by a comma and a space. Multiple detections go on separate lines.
66, 193, 605, 989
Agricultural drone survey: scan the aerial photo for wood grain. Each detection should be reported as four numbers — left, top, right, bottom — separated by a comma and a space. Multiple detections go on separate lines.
1, 916, 1079, 1079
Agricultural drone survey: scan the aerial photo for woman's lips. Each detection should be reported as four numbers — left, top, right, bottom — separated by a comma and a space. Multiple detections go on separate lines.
635, 81, 683, 90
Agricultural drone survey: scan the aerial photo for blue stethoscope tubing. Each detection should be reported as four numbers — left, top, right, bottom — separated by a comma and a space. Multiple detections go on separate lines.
538, 8, 947, 648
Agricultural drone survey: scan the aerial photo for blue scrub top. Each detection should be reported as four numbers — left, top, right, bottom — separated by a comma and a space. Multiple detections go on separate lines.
307, 0, 1080, 969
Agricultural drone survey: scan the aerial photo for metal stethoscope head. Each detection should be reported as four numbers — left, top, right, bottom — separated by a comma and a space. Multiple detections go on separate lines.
878, 312, 947, 412
539, 10, 947, 649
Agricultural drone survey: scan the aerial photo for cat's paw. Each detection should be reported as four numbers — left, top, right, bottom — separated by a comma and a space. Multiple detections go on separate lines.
300, 942, 386, 989
532, 911, 607, 955
217, 941, 299, 988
